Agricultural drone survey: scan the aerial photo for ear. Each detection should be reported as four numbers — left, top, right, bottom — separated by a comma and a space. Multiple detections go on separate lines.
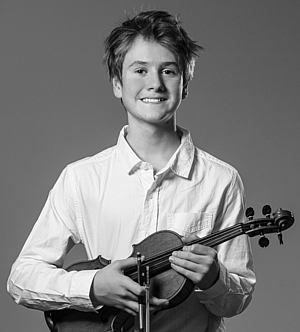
112, 77, 123, 99
182, 84, 189, 100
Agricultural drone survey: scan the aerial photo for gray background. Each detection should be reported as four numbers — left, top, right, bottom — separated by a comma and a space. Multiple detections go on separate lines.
1, 0, 299, 331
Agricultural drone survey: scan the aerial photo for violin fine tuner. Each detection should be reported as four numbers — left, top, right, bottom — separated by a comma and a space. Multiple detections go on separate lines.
245, 205, 294, 247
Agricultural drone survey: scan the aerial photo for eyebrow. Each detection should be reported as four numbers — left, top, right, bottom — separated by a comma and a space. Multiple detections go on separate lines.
128, 61, 180, 69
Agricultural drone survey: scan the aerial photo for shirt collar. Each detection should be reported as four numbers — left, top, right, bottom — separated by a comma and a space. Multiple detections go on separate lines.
117, 125, 195, 179
165, 126, 195, 179
117, 126, 142, 174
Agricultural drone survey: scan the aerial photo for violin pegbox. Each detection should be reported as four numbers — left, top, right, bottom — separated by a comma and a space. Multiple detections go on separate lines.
244, 205, 294, 247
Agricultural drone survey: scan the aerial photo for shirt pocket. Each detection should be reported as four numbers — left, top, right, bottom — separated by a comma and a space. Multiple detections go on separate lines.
167, 212, 213, 238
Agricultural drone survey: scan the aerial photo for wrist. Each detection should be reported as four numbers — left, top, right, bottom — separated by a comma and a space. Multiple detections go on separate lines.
198, 263, 220, 290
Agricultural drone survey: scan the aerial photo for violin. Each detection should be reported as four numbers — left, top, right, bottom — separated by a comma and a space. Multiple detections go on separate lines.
44, 206, 294, 332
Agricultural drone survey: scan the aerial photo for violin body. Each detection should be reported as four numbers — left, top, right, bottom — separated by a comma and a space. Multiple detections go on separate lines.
45, 230, 194, 332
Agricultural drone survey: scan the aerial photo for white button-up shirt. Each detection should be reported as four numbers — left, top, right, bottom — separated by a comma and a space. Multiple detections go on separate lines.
8, 126, 256, 332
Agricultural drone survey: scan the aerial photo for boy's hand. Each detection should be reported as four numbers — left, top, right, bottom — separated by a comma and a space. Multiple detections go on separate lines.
169, 234, 220, 290
90, 257, 168, 316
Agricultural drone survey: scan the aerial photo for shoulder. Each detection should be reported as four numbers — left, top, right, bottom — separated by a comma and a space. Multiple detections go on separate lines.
64, 145, 117, 180
194, 147, 242, 188
178, 126, 242, 187
196, 147, 238, 174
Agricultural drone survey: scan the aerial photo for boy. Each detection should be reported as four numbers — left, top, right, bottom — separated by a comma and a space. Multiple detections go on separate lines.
8, 10, 255, 331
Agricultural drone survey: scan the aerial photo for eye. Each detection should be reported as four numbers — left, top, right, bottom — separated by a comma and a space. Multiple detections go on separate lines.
134, 68, 147, 74
162, 69, 177, 75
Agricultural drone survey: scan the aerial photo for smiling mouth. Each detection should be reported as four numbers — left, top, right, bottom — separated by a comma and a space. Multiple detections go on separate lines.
141, 98, 167, 103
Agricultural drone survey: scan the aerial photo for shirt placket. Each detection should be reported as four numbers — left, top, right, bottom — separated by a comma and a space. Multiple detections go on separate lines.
139, 164, 160, 239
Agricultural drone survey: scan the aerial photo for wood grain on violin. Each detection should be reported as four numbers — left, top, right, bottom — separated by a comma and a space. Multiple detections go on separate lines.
44, 207, 294, 332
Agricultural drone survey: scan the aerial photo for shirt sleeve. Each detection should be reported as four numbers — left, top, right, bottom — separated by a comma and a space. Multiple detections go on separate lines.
195, 171, 256, 317
7, 167, 98, 312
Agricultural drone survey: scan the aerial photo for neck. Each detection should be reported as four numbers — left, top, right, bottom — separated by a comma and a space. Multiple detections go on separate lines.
126, 121, 181, 172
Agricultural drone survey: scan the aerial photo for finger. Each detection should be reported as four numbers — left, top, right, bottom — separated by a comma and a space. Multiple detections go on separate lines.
116, 299, 139, 316
169, 254, 209, 281
180, 243, 216, 257
170, 248, 204, 262
116, 256, 139, 271
120, 275, 145, 297
111, 259, 146, 296
169, 260, 200, 282
170, 253, 204, 272
169, 249, 220, 289
169, 251, 212, 280
147, 297, 169, 313
181, 233, 199, 243
172, 248, 217, 269
150, 297, 169, 308
186, 244, 212, 254
123, 308, 138, 316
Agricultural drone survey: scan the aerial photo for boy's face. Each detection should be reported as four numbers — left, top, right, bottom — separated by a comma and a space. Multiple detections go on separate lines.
113, 37, 187, 128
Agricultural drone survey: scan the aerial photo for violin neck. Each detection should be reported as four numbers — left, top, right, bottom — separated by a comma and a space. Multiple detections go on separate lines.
125, 223, 244, 281
191, 223, 244, 247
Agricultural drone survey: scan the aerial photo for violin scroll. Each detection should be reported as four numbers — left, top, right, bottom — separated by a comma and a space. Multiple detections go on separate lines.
273, 208, 294, 231
244, 205, 294, 247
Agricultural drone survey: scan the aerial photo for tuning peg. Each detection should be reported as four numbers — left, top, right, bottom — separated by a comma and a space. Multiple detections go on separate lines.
245, 207, 255, 220
262, 205, 272, 218
258, 235, 270, 248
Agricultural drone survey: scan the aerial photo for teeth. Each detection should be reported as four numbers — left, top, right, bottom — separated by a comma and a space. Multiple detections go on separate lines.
142, 98, 165, 103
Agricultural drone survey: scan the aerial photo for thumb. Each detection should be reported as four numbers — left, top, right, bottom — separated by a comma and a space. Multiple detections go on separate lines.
116, 256, 139, 271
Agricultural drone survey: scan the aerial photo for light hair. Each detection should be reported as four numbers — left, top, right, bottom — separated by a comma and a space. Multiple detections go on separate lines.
103, 10, 203, 87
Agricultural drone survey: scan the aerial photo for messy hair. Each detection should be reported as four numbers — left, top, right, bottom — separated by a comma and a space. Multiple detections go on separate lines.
103, 10, 203, 87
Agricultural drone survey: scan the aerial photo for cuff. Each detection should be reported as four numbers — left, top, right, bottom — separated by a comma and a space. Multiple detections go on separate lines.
69, 269, 99, 311
194, 261, 230, 300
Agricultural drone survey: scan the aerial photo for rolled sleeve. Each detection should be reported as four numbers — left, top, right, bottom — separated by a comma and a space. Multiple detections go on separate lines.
195, 260, 255, 317
194, 172, 256, 318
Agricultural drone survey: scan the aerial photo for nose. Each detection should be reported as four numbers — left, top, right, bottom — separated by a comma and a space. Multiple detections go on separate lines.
147, 71, 165, 91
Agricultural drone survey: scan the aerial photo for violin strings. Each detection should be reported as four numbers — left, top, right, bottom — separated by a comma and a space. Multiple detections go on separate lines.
126, 224, 244, 280
145, 226, 244, 275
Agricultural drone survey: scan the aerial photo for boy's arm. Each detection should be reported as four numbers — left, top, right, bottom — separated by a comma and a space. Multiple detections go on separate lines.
169, 172, 256, 317
7, 168, 97, 311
